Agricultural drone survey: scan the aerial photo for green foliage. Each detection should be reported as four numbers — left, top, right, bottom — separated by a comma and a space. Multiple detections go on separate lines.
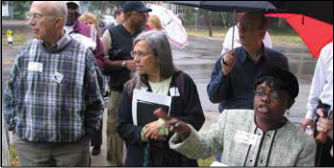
88, 1, 124, 15
8, 1, 32, 20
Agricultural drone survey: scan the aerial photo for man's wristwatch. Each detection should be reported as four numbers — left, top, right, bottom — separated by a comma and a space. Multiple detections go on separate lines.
122, 61, 126, 68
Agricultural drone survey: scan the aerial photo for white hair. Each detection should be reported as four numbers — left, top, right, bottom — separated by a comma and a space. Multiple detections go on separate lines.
33, 1, 68, 26
53, 1, 68, 25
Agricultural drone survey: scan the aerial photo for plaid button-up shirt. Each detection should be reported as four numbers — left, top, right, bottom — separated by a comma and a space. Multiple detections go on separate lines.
4, 35, 104, 143
170, 109, 316, 166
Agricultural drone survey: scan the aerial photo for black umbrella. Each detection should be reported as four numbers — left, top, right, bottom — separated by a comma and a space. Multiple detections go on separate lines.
169, 1, 333, 24
269, 1, 333, 24
168, 1, 277, 12
168, 1, 277, 49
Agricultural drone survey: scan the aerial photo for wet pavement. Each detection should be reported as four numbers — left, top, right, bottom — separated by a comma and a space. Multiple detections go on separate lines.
2, 21, 317, 166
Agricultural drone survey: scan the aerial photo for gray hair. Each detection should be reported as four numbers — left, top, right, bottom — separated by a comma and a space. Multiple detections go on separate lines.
133, 31, 176, 79
33, 1, 67, 26
51, 1, 68, 26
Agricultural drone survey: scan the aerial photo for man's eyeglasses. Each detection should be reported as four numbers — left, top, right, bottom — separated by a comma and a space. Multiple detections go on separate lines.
130, 50, 152, 58
254, 87, 280, 102
28, 12, 44, 20
28, 12, 53, 21
237, 23, 255, 31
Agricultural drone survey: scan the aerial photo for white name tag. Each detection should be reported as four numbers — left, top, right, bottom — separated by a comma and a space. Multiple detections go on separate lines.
28, 62, 43, 72
170, 87, 180, 97
53, 72, 64, 84
234, 130, 258, 146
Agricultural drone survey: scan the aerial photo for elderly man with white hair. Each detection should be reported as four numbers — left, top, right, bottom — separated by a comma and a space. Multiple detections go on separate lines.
3, 1, 104, 166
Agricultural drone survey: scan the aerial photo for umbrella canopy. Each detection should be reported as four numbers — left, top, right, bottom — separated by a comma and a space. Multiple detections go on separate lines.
269, 1, 333, 24
169, 1, 333, 24
168, 1, 277, 12
146, 3, 188, 49
267, 14, 333, 58
168, 1, 333, 59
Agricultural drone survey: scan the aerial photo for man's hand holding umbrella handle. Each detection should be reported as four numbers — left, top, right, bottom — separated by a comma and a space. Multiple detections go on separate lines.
154, 108, 191, 141
316, 109, 333, 143
221, 50, 237, 76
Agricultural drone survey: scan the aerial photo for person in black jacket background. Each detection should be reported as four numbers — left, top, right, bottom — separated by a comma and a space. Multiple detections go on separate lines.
101, 1, 151, 166
117, 31, 205, 166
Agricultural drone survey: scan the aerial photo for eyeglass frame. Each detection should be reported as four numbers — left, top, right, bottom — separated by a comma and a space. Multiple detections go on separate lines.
238, 22, 256, 31
27, 12, 54, 21
130, 50, 154, 58
254, 87, 281, 102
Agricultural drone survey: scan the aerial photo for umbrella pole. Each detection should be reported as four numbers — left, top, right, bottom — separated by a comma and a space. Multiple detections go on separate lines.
231, 10, 237, 50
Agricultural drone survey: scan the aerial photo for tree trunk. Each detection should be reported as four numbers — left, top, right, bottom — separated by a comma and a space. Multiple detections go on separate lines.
207, 11, 213, 37
278, 18, 285, 28
221, 12, 227, 29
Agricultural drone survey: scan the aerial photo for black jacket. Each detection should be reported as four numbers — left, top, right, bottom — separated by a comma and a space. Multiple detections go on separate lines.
117, 71, 205, 166
104, 24, 144, 91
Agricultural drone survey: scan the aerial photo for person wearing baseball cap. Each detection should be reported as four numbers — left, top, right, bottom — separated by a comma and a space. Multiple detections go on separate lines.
101, 1, 151, 166
65, 1, 80, 27
123, 1, 152, 13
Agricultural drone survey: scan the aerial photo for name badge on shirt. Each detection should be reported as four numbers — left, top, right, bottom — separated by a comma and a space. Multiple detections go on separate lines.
28, 62, 43, 72
234, 130, 258, 146
170, 87, 180, 97
53, 72, 64, 84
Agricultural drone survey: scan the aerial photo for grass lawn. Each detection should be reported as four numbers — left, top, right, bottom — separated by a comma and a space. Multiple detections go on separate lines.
9, 144, 19, 166
198, 156, 216, 166
2, 33, 29, 47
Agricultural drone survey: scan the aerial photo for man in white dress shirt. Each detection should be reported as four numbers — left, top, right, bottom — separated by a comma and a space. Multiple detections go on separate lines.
302, 42, 333, 131
302, 42, 333, 166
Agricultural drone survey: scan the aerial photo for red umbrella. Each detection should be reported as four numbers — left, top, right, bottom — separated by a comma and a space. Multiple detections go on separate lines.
266, 13, 333, 58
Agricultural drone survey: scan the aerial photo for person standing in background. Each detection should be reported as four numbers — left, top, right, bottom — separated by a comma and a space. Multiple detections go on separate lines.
221, 12, 272, 56
207, 12, 288, 162
79, 12, 100, 35
147, 15, 163, 31
78, 11, 106, 156
64, 1, 105, 69
302, 42, 333, 130
302, 42, 333, 166
101, 1, 151, 166
101, 8, 125, 35
117, 31, 205, 166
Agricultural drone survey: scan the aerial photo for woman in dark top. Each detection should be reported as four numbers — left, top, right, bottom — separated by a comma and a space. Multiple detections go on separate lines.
117, 31, 205, 166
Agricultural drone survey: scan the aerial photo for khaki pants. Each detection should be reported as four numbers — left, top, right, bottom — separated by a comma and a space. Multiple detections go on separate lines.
13, 134, 90, 166
106, 89, 124, 166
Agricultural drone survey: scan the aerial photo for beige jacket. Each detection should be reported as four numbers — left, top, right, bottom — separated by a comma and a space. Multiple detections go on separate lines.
170, 109, 316, 166
101, 30, 112, 59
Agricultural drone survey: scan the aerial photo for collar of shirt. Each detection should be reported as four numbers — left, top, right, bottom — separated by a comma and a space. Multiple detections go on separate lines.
64, 24, 75, 35
240, 44, 268, 64
42, 34, 71, 52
